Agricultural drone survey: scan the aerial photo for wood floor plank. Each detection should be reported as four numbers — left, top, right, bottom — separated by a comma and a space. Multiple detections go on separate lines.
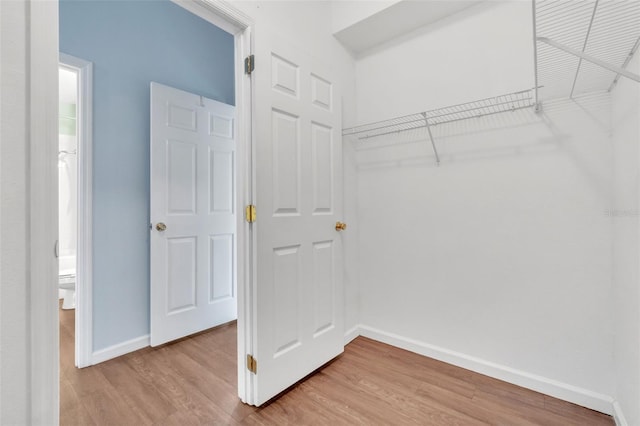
472, 389, 585, 426
124, 348, 237, 424
152, 410, 204, 426
181, 335, 238, 386
472, 374, 546, 410
543, 395, 614, 426
243, 389, 346, 426
59, 403, 96, 426
138, 345, 255, 422
313, 364, 467, 425
417, 380, 540, 426
97, 358, 178, 423
60, 377, 96, 426
80, 387, 150, 426
344, 341, 477, 399
64, 365, 113, 398
295, 380, 371, 425
60, 306, 614, 425
323, 355, 488, 426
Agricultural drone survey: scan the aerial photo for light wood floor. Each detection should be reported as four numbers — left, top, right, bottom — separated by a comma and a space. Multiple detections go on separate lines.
60, 306, 614, 425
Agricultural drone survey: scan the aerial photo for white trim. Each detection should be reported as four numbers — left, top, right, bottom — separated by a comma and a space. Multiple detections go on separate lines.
29, 0, 60, 423
172, 0, 252, 35
344, 325, 360, 345
91, 335, 150, 365
358, 325, 615, 415
612, 401, 629, 426
59, 53, 94, 369
246, 22, 258, 407
170, 0, 255, 405
234, 27, 255, 407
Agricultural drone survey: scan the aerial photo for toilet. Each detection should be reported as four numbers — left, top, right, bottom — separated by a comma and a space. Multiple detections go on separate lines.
59, 273, 76, 310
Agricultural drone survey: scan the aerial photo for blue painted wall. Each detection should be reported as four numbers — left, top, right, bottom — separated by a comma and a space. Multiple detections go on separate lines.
60, 0, 235, 351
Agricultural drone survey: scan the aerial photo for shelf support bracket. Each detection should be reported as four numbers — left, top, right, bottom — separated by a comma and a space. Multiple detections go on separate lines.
532, 0, 541, 112
608, 36, 640, 92
569, 0, 599, 98
422, 113, 440, 166
537, 36, 640, 83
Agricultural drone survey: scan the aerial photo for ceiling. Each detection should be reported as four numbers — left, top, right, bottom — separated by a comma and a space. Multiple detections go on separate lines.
334, 0, 483, 56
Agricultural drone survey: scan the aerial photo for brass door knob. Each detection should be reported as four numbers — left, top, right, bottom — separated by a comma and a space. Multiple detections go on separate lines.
335, 222, 347, 231
156, 222, 167, 232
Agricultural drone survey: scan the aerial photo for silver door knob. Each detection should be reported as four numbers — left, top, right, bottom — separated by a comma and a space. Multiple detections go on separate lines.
156, 223, 167, 232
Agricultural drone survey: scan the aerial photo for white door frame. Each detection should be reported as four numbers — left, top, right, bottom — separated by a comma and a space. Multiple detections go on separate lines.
59, 53, 94, 369
16, 0, 60, 422
170, 0, 255, 404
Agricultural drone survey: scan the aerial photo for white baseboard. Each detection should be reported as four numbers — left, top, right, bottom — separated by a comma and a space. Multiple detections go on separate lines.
91, 334, 149, 365
344, 325, 360, 345
613, 401, 629, 426
357, 325, 615, 415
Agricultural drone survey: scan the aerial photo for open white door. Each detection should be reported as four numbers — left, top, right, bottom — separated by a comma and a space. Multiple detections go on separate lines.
251, 31, 345, 405
150, 82, 237, 346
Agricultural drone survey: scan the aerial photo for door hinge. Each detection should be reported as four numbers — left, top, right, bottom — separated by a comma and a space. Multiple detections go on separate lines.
246, 354, 257, 374
244, 55, 255, 75
245, 204, 257, 223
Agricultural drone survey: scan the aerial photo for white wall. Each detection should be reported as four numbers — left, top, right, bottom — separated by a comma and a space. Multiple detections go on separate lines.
231, 1, 360, 333
611, 52, 640, 426
353, 1, 615, 412
356, 1, 533, 123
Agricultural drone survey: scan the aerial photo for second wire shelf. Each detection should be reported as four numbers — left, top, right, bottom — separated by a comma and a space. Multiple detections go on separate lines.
342, 88, 537, 165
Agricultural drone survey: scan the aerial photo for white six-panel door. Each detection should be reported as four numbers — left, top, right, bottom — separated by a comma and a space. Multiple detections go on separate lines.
150, 82, 237, 346
252, 31, 345, 405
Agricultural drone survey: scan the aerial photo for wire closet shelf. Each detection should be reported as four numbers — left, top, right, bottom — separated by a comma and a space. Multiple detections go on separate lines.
342, 88, 536, 140
533, 0, 640, 102
342, 0, 639, 166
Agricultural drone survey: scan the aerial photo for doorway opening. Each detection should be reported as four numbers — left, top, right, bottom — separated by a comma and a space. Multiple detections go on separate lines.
56, 1, 254, 417
58, 66, 78, 311
58, 54, 93, 369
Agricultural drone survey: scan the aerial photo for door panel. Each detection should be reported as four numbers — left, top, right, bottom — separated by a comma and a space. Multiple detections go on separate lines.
253, 31, 344, 405
272, 109, 301, 215
167, 140, 197, 214
311, 122, 333, 214
312, 240, 334, 336
210, 149, 234, 214
167, 237, 197, 313
150, 82, 237, 346
210, 233, 234, 302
